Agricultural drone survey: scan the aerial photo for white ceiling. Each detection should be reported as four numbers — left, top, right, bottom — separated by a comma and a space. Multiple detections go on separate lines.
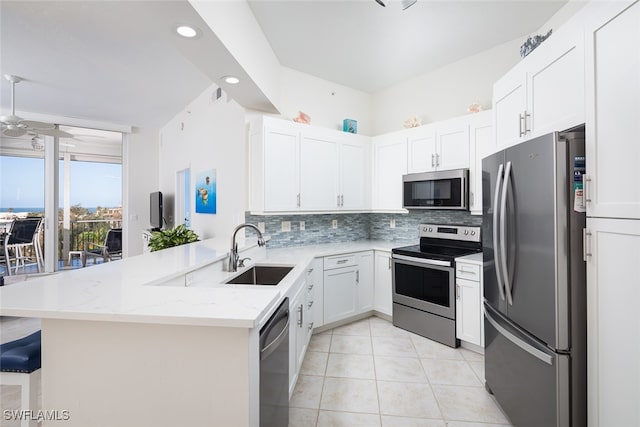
1, 0, 566, 129
248, 0, 567, 92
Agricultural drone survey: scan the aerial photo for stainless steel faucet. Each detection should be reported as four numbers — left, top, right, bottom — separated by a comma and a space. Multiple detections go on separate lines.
228, 223, 265, 272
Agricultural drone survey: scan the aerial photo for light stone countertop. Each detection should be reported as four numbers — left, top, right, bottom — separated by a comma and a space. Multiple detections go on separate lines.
455, 251, 483, 264
0, 237, 413, 329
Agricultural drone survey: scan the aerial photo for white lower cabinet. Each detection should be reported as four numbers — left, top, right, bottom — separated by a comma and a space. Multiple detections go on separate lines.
323, 251, 374, 324
374, 250, 392, 316
586, 217, 640, 427
455, 258, 483, 347
288, 266, 315, 395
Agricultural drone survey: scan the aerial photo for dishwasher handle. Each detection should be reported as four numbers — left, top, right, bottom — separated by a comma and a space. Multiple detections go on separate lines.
261, 314, 289, 360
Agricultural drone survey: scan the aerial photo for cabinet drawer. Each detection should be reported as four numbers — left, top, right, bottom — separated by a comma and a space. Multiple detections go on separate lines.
324, 254, 357, 270
456, 262, 480, 281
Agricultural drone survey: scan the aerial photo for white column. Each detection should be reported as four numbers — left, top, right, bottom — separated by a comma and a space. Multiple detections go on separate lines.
43, 135, 59, 272
63, 151, 71, 265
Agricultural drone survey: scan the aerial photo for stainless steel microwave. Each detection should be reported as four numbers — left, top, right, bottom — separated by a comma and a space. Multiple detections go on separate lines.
402, 169, 468, 210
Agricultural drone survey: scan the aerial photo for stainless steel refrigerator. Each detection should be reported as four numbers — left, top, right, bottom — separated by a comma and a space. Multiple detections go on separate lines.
482, 129, 586, 427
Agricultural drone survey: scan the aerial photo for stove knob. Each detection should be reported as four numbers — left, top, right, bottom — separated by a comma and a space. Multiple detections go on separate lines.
464, 230, 469, 235
471, 231, 476, 236
428, 227, 433, 232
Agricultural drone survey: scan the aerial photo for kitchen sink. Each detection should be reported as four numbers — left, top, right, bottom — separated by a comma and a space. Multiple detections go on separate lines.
224, 265, 294, 286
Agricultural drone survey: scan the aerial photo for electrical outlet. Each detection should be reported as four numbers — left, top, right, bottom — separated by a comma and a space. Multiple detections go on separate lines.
281, 221, 291, 232
332, 219, 338, 229
300, 221, 305, 231
258, 222, 265, 233
390, 218, 396, 229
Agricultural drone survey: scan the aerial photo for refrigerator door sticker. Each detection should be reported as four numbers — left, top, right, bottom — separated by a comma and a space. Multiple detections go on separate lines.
573, 156, 586, 213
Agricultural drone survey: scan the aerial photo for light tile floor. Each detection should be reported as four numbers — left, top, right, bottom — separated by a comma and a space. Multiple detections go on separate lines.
290, 316, 513, 427
0, 315, 512, 427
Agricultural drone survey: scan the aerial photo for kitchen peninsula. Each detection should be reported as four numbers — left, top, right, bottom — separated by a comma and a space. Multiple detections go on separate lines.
0, 237, 405, 427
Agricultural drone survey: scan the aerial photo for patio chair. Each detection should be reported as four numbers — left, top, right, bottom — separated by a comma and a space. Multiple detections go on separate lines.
0, 218, 43, 276
82, 228, 122, 267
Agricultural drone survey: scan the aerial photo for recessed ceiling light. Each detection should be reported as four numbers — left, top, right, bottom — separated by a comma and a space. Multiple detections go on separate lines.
176, 25, 199, 38
223, 76, 240, 85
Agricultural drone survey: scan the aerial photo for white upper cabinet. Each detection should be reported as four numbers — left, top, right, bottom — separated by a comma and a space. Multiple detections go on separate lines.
372, 133, 408, 211
468, 111, 493, 215
406, 118, 470, 173
436, 120, 470, 171
493, 20, 585, 150
262, 124, 300, 211
339, 138, 368, 210
493, 66, 527, 150
584, 0, 640, 220
300, 131, 339, 210
250, 117, 369, 213
407, 125, 437, 173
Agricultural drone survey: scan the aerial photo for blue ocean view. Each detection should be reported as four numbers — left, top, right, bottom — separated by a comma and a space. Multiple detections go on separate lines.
0, 207, 99, 213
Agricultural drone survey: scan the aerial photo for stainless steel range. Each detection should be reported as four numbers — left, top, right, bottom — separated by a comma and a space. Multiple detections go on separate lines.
392, 224, 481, 348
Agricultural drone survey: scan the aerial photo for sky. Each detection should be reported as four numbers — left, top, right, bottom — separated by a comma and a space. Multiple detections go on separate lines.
0, 156, 122, 209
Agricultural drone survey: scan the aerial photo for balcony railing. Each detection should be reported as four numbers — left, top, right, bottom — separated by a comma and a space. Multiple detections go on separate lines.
58, 219, 122, 264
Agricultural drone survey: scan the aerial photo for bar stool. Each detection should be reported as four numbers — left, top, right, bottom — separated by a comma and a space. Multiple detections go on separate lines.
0, 331, 41, 427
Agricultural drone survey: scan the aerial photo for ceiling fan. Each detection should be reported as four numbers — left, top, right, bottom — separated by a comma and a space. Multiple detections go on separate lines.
1, 74, 73, 138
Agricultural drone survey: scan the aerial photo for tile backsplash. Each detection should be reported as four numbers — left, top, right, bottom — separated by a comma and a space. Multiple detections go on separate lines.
245, 211, 482, 248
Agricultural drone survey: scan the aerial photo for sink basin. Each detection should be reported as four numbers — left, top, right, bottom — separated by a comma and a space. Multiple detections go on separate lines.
225, 265, 294, 286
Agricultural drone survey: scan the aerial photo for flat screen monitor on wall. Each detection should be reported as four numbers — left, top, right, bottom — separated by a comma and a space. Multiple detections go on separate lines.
150, 191, 163, 231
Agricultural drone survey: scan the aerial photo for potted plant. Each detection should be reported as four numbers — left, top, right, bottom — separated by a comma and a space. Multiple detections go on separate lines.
148, 225, 199, 252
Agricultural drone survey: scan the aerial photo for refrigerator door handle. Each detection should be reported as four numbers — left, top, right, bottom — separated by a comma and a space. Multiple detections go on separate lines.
485, 306, 554, 366
492, 163, 506, 301
500, 161, 514, 306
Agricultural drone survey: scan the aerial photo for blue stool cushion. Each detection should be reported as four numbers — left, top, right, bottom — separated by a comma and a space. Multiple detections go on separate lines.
0, 331, 41, 373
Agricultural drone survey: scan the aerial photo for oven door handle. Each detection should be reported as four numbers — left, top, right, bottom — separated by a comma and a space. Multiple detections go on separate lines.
392, 254, 451, 268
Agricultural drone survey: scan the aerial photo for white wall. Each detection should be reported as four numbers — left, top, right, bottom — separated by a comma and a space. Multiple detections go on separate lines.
277, 67, 373, 136
124, 127, 159, 256
371, 37, 522, 135
159, 84, 247, 241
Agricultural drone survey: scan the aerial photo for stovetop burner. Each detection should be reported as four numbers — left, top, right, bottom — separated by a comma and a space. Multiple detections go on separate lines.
392, 224, 482, 262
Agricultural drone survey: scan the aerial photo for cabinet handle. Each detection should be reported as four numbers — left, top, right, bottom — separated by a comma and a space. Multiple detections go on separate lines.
431, 154, 435, 167
524, 111, 531, 134
583, 229, 592, 261
584, 175, 592, 203
356, 270, 360, 284
341, 195, 344, 207
388, 257, 392, 269
297, 193, 301, 208
308, 300, 314, 308
436, 153, 440, 167
308, 322, 314, 331
297, 304, 303, 327
336, 259, 348, 264
470, 191, 474, 207
308, 283, 314, 291
308, 267, 314, 273
337, 195, 341, 207
518, 113, 525, 137
456, 284, 461, 300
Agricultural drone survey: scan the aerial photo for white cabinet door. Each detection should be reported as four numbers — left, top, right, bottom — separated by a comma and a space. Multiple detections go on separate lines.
455, 277, 482, 347
356, 251, 374, 312
435, 122, 470, 171
469, 112, 493, 215
586, 217, 640, 427
407, 127, 436, 173
289, 284, 305, 395
374, 251, 392, 316
585, 0, 640, 220
323, 267, 358, 324
339, 141, 366, 210
264, 126, 300, 211
373, 135, 408, 211
300, 135, 339, 210
493, 70, 527, 150
527, 24, 584, 138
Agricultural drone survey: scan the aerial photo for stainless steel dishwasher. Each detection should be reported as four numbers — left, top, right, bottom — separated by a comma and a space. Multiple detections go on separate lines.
260, 297, 289, 427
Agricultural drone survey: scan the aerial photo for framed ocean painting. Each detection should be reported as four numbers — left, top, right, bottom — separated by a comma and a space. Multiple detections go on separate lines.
195, 169, 216, 214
